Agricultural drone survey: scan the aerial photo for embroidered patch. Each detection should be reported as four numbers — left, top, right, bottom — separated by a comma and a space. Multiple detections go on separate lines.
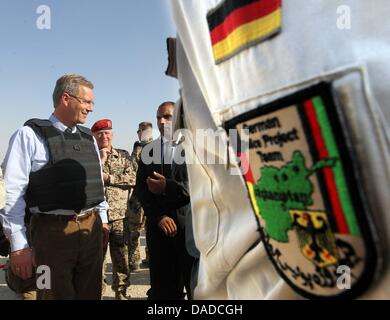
225, 83, 379, 299
207, 0, 282, 64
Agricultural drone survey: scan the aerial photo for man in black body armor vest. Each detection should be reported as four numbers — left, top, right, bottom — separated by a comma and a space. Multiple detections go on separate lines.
0, 74, 110, 300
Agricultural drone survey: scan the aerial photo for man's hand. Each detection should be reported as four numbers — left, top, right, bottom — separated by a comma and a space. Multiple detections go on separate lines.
10, 247, 34, 280
102, 223, 110, 246
158, 215, 177, 237
102, 173, 110, 184
99, 148, 111, 164
147, 171, 166, 194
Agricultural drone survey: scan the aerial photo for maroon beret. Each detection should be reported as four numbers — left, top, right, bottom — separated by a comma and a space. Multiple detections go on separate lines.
91, 119, 112, 133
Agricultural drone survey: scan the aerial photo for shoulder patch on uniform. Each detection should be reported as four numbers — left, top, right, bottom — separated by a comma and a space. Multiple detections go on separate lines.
207, 0, 282, 64
224, 82, 381, 299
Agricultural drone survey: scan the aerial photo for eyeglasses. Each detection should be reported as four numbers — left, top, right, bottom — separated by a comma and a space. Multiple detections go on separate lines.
66, 93, 95, 107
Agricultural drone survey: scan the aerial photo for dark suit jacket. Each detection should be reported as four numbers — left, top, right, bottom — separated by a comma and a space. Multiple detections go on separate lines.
139, 140, 199, 258
136, 138, 188, 226
164, 159, 200, 258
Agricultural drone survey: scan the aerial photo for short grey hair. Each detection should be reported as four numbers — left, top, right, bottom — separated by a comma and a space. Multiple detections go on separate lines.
52, 74, 94, 108
138, 121, 153, 130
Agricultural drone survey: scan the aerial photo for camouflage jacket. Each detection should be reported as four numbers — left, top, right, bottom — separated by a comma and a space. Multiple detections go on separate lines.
128, 140, 150, 215
103, 148, 135, 221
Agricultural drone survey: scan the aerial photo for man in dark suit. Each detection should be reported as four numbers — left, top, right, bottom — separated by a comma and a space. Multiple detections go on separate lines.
136, 101, 187, 299
146, 151, 199, 300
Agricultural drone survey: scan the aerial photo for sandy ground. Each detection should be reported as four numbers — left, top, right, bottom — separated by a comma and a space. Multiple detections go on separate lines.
0, 233, 150, 300
103, 233, 150, 300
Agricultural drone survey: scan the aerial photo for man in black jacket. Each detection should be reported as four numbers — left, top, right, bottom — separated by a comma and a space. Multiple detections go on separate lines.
146, 150, 199, 300
136, 101, 191, 299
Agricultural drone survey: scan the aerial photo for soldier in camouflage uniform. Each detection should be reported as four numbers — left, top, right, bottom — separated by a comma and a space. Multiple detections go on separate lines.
128, 122, 153, 270
91, 119, 136, 300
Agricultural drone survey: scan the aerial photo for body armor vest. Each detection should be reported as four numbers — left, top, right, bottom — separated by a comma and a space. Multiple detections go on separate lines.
25, 119, 105, 212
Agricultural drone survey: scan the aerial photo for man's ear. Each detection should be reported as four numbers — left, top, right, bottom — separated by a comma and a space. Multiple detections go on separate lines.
61, 93, 70, 107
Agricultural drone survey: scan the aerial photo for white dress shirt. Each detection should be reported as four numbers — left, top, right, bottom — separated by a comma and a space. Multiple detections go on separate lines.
1, 114, 108, 252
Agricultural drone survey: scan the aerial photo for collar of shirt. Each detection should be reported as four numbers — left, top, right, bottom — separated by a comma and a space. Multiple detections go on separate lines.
49, 114, 77, 133
160, 136, 174, 165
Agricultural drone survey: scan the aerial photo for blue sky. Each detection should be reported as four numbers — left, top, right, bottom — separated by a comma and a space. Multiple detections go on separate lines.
0, 0, 179, 160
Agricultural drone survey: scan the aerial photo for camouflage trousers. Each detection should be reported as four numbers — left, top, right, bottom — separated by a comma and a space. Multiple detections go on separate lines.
103, 217, 131, 295
128, 209, 146, 268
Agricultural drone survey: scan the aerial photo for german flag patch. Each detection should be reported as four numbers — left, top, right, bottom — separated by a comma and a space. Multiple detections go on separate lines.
207, 0, 282, 64
225, 83, 381, 299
